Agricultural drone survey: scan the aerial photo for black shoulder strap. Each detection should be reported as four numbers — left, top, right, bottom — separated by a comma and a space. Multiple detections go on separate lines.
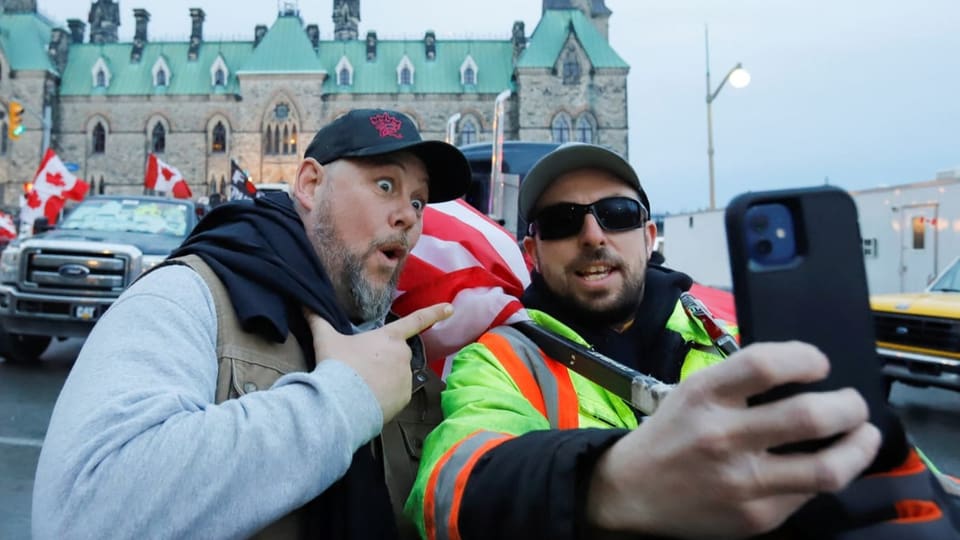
510, 320, 673, 415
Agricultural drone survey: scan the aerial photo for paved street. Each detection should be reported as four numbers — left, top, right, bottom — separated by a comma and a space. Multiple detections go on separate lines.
1, 339, 958, 539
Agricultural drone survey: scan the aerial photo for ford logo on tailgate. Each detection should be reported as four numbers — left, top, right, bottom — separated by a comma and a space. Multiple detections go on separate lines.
58, 264, 90, 278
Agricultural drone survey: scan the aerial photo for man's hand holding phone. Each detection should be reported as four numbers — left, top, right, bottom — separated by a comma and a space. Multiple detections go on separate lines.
586, 341, 881, 539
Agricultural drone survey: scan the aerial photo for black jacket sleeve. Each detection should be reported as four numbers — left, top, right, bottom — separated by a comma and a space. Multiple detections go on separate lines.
457, 428, 629, 540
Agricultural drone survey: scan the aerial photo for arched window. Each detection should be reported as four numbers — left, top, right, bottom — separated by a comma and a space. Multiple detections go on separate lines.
400, 67, 412, 86
92, 123, 106, 153
214, 68, 225, 86
95, 69, 106, 87
152, 123, 166, 153
575, 115, 594, 143
459, 118, 477, 146
155, 69, 167, 87
264, 127, 274, 155
264, 101, 300, 158
212, 122, 226, 153
463, 67, 476, 86
551, 114, 571, 143
339, 68, 350, 86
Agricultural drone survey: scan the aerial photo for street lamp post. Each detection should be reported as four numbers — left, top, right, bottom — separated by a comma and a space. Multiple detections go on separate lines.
705, 26, 750, 210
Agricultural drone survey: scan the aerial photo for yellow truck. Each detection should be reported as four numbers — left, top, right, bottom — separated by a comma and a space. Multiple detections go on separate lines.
871, 256, 960, 394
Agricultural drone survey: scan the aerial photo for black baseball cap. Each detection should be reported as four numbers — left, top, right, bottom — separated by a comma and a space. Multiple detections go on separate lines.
304, 108, 471, 203
519, 142, 650, 222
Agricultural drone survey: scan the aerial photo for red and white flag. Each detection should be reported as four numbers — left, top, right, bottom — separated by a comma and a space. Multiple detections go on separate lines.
144, 153, 193, 199
393, 199, 533, 378
19, 148, 89, 230
0, 210, 16, 241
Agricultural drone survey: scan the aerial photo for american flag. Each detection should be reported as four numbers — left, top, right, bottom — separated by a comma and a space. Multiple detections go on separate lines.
393, 199, 532, 377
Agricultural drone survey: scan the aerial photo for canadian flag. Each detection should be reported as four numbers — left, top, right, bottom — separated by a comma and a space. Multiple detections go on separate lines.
144, 154, 193, 199
393, 199, 533, 378
19, 148, 89, 230
0, 210, 16, 241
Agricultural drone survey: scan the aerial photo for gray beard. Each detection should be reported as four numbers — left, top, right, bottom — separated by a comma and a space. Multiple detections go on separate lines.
311, 204, 399, 323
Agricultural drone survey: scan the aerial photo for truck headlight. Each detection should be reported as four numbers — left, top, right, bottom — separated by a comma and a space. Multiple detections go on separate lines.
0, 247, 21, 283
140, 254, 168, 275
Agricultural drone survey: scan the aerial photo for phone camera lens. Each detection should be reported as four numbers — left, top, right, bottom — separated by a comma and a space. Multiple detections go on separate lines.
755, 239, 773, 256
749, 213, 769, 233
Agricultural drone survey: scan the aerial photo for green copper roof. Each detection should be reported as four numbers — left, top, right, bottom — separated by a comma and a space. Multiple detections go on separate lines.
518, 9, 628, 69
237, 15, 324, 74
57, 11, 516, 96
320, 39, 514, 94
60, 41, 253, 96
0, 12, 57, 73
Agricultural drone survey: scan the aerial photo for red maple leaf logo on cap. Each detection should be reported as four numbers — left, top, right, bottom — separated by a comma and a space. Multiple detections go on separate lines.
370, 113, 404, 139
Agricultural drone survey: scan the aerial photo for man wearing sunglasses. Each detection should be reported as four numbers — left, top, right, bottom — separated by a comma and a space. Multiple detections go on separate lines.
406, 143, 885, 539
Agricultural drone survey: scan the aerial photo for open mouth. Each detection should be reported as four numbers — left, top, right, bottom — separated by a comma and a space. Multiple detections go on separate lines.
575, 264, 617, 281
378, 243, 407, 263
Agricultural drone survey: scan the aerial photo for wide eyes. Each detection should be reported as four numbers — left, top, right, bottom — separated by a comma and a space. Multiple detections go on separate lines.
376, 178, 426, 212
376, 178, 395, 193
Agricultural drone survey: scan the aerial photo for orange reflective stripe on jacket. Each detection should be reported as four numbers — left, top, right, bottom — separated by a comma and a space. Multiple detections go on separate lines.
424, 431, 512, 540
480, 326, 580, 430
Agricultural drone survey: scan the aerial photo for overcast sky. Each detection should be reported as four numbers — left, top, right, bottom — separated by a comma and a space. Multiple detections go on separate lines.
36, 0, 960, 214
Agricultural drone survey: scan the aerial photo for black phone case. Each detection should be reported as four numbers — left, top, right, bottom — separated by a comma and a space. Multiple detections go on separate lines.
725, 186, 905, 471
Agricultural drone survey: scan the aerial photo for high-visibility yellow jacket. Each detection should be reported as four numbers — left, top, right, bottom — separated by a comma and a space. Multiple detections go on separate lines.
405, 305, 727, 540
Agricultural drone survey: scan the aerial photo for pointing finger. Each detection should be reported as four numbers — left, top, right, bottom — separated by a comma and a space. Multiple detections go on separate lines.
385, 303, 454, 340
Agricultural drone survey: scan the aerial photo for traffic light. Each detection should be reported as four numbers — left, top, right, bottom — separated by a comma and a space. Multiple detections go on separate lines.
8, 101, 25, 140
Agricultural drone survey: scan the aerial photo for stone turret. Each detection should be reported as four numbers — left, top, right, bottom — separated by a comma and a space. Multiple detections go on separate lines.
3, 0, 37, 13
332, 0, 359, 41
88, 0, 120, 44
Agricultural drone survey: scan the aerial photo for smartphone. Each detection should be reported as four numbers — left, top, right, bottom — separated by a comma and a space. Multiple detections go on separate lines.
725, 186, 906, 472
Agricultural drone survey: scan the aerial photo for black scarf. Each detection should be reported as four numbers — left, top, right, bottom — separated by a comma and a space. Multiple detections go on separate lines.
521, 265, 694, 384
171, 193, 398, 540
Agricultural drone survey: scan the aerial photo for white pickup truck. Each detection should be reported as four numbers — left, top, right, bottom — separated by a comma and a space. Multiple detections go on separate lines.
0, 195, 203, 363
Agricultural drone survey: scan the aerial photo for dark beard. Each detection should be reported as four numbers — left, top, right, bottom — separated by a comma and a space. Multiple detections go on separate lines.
549, 278, 644, 328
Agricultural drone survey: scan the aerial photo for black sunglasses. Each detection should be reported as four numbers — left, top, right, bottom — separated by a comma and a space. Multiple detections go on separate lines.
528, 196, 649, 240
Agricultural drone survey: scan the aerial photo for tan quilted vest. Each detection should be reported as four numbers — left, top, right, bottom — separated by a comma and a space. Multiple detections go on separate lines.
173, 255, 441, 540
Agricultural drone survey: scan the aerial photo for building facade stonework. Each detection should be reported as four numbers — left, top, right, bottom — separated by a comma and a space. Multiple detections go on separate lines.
0, 0, 628, 206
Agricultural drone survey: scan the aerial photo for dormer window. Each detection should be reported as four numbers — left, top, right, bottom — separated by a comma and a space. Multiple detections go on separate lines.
210, 55, 229, 88
459, 55, 478, 87
561, 45, 581, 85
397, 55, 414, 86
91, 57, 111, 88
152, 56, 171, 88
335, 56, 353, 86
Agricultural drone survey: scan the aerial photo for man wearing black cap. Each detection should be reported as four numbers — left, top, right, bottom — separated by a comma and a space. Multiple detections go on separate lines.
33, 109, 472, 539
407, 142, 885, 539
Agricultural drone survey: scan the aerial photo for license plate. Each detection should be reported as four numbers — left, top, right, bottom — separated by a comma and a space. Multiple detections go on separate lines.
74, 305, 98, 320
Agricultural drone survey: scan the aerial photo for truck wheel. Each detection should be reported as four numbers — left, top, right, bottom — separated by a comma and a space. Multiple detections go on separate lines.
0, 328, 52, 364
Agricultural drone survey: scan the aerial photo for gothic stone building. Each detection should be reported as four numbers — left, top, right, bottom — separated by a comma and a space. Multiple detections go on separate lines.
0, 0, 628, 206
